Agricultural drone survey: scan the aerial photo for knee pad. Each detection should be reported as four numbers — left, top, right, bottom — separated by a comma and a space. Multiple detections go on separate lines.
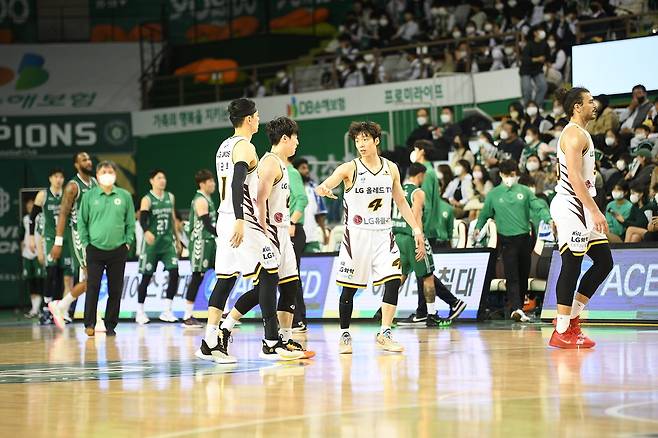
208, 277, 236, 310
277, 281, 298, 313
589, 244, 614, 275
257, 271, 279, 319
166, 269, 179, 299
556, 249, 583, 306
234, 288, 259, 315
340, 287, 357, 305
382, 279, 401, 306
185, 272, 203, 302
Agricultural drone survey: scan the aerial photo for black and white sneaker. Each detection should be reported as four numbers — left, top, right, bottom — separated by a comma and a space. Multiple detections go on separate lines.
181, 317, 203, 328
195, 329, 237, 364
397, 313, 427, 327
291, 321, 308, 333
39, 308, 53, 326
448, 300, 467, 321
259, 338, 305, 361
427, 313, 452, 327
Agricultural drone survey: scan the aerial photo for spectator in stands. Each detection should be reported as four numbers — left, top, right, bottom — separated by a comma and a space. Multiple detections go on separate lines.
545, 98, 567, 127
520, 25, 549, 108
336, 34, 359, 62
434, 106, 462, 150
652, 96, 658, 132
341, 60, 366, 88
392, 12, 420, 44
498, 120, 525, 162
606, 183, 647, 242
620, 84, 657, 134
406, 108, 433, 148
243, 71, 266, 98
520, 126, 545, 169
624, 186, 651, 243
386, 0, 407, 27
520, 100, 544, 138
454, 42, 477, 73
642, 183, 658, 242
600, 129, 624, 174
604, 153, 631, 196
450, 135, 475, 168
273, 70, 293, 95
474, 159, 552, 322
523, 154, 547, 194
443, 159, 474, 219
373, 12, 396, 47
587, 94, 620, 136
630, 125, 653, 153
542, 118, 565, 161
626, 148, 656, 192
545, 33, 566, 89
468, 1, 488, 29
467, 163, 494, 221
437, 164, 454, 194
428, 5, 454, 39
397, 49, 423, 81
293, 158, 328, 252
477, 131, 499, 170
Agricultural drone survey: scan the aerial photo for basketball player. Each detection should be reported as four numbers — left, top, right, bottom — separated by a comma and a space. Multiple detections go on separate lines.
22, 199, 44, 318
196, 98, 300, 363
136, 169, 181, 324
392, 163, 451, 327
549, 87, 614, 349
316, 121, 425, 354
182, 169, 217, 328
48, 152, 98, 330
28, 168, 72, 322
220, 116, 312, 358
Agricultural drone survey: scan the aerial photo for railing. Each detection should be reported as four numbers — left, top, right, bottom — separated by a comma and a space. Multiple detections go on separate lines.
574, 14, 642, 43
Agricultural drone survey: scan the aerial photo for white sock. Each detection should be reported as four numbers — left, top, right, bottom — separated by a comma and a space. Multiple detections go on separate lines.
43, 296, 52, 304
138, 303, 145, 313
30, 295, 41, 313
184, 302, 194, 320
426, 302, 436, 315
380, 325, 391, 334
58, 293, 75, 311
556, 314, 570, 334
570, 299, 586, 319
220, 314, 238, 331
165, 299, 173, 312
204, 324, 219, 348
265, 339, 278, 347
279, 328, 292, 342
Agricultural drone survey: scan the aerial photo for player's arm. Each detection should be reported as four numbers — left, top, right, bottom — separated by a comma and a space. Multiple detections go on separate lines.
27, 190, 46, 252
169, 193, 181, 253
562, 127, 608, 233
411, 189, 425, 234
256, 155, 280, 230
229, 140, 258, 247
473, 193, 493, 239
51, 181, 78, 260
316, 162, 355, 199
194, 196, 217, 237
391, 163, 425, 261
139, 196, 154, 245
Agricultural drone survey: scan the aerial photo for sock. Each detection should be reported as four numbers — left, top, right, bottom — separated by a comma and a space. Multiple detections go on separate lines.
138, 303, 145, 313
556, 314, 570, 334
279, 328, 292, 342
58, 293, 75, 311
205, 324, 219, 348
165, 299, 173, 312
220, 315, 238, 331
380, 325, 391, 334
570, 299, 586, 319
265, 339, 278, 348
184, 302, 194, 320
30, 295, 41, 313
426, 302, 436, 315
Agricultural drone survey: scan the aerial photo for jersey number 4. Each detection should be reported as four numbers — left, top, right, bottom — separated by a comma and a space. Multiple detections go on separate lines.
368, 198, 383, 212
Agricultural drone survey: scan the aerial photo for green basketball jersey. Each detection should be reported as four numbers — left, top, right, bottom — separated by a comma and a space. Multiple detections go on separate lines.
42, 189, 62, 239
189, 190, 216, 241
392, 183, 420, 236
146, 191, 174, 241
68, 174, 97, 230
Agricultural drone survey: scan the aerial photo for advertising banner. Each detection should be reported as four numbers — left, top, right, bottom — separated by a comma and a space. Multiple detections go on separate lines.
74, 250, 492, 320
541, 246, 658, 321
0, 163, 23, 306
0, 43, 141, 115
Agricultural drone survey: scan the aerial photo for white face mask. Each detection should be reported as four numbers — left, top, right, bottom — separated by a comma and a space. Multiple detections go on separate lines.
504, 46, 515, 56
630, 193, 641, 204
484, 23, 493, 32
655, 193, 658, 204
98, 173, 116, 187
410, 150, 419, 163
524, 135, 534, 144
500, 130, 510, 140
537, 30, 546, 40
547, 39, 556, 48
495, 3, 504, 11
452, 31, 462, 39
531, 0, 541, 5
635, 133, 647, 140
502, 176, 517, 187
544, 13, 553, 22
276, 71, 286, 79
526, 106, 538, 116
379, 19, 388, 27
612, 190, 624, 200
473, 171, 483, 180
526, 161, 540, 172
437, 172, 444, 180
508, 0, 517, 6
417, 116, 428, 126
466, 26, 475, 35
440, 113, 451, 124
616, 160, 626, 171
605, 136, 616, 146
553, 105, 563, 115
454, 165, 464, 176
364, 53, 375, 63
479, 138, 489, 147
432, 130, 440, 140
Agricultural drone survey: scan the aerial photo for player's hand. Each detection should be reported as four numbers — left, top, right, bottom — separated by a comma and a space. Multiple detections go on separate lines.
288, 224, 296, 238
473, 228, 480, 240
49, 244, 62, 261
414, 233, 426, 262
591, 209, 609, 234
144, 231, 155, 245
315, 184, 337, 199
28, 236, 36, 253
230, 219, 245, 248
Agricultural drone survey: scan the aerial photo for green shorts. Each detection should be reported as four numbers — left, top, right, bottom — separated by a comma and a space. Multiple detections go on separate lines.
303, 241, 322, 253
190, 238, 216, 273
139, 239, 178, 275
395, 233, 434, 278
22, 257, 44, 280
44, 237, 73, 276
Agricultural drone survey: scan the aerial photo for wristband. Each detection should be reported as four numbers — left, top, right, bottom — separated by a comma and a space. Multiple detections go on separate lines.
54, 236, 64, 246
412, 228, 422, 236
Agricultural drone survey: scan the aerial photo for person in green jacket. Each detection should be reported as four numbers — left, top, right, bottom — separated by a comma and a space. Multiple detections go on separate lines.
78, 160, 135, 336
287, 155, 309, 332
475, 160, 552, 323
606, 184, 647, 242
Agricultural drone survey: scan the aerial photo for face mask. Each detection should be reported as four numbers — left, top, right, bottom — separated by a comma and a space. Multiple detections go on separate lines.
437, 7, 447, 15
531, 0, 540, 5
616, 160, 626, 171
605, 136, 616, 146
553, 105, 563, 115
612, 190, 624, 200
508, 0, 517, 7
437, 172, 444, 180
547, 39, 556, 48
630, 193, 641, 204
526, 106, 538, 116
526, 161, 540, 172
430, 7, 440, 15
276, 71, 286, 79
473, 171, 483, 180
357, 62, 365, 69
479, 138, 489, 147
409, 150, 418, 163
502, 176, 517, 187
500, 130, 510, 140
466, 26, 475, 35
454, 165, 464, 176
364, 53, 375, 63
484, 23, 493, 32
432, 130, 440, 140
510, 110, 519, 120
379, 18, 388, 27
504, 46, 515, 56
495, 3, 504, 11
417, 116, 428, 126
635, 133, 647, 140
423, 57, 433, 65
98, 173, 116, 187
544, 13, 553, 22
537, 30, 546, 40
440, 113, 451, 124
524, 135, 534, 144
452, 31, 462, 39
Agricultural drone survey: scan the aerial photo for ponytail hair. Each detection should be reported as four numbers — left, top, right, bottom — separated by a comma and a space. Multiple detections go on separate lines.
555, 86, 589, 119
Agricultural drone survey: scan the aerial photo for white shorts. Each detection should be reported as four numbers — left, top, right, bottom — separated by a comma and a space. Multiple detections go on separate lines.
214, 213, 279, 280
550, 194, 608, 256
336, 227, 402, 288
269, 226, 299, 285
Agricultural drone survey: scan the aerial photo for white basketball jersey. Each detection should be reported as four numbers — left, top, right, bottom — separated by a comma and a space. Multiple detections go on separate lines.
216, 135, 259, 218
262, 152, 290, 228
555, 122, 596, 197
343, 157, 394, 230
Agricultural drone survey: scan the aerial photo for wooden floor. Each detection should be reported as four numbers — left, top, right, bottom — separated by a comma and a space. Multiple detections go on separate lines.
1, 319, 658, 437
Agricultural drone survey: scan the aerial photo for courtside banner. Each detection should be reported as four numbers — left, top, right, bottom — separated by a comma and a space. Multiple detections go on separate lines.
75, 250, 492, 320
541, 246, 658, 322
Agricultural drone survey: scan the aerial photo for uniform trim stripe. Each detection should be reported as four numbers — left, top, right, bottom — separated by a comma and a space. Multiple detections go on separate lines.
373, 275, 403, 286
216, 272, 240, 279
279, 275, 300, 285
336, 280, 367, 289
243, 264, 262, 279
344, 160, 357, 193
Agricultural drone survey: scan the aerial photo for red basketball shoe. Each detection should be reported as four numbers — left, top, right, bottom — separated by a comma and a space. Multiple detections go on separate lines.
549, 327, 595, 349
552, 316, 595, 347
